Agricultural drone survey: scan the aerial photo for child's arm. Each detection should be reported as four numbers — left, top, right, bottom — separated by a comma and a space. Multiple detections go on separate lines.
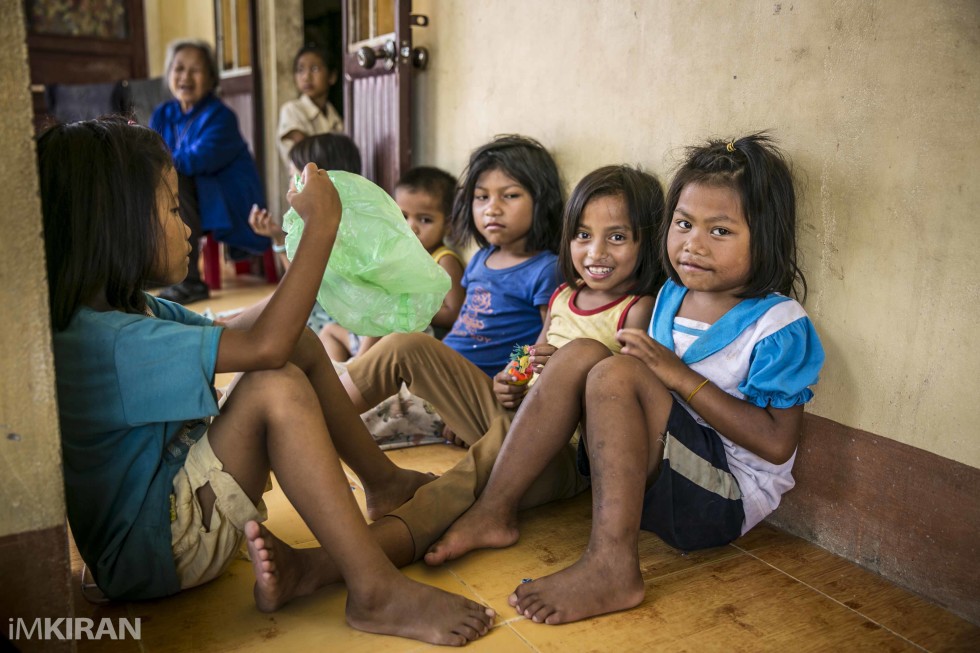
430, 254, 465, 330
248, 204, 289, 269
617, 328, 803, 465
216, 164, 340, 373
620, 296, 655, 331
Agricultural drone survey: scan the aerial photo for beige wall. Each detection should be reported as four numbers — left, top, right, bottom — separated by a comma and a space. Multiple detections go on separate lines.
0, 0, 65, 539
145, 0, 217, 77
411, 0, 980, 468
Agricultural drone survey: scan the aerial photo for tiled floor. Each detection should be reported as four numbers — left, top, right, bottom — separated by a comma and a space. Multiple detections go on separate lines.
71, 276, 980, 652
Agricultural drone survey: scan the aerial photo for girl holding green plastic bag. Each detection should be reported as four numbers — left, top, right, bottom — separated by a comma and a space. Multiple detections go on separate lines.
281, 169, 451, 337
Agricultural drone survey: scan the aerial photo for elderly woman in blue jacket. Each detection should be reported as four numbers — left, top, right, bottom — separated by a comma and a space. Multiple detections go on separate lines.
150, 39, 268, 304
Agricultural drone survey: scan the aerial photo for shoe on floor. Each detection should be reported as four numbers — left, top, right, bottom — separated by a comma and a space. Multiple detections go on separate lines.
157, 280, 210, 305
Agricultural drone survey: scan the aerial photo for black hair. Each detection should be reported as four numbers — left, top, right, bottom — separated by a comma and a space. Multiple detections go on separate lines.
451, 134, 563, 254
558, 165, 666, 297
288, 132, 362, 174
395, 166, 457, 220
37, 117, 174, 331
293, 44, 339, 76
661, 132, 806, 300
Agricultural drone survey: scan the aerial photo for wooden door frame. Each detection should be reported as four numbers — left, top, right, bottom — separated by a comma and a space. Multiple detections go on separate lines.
341, 0, 413, 183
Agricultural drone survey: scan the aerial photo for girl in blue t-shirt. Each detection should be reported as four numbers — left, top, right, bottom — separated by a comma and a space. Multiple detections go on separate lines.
38, 117, 494, 646
431, 133, 825, 626
342, 134, 564, 446
440, 133, 565, 375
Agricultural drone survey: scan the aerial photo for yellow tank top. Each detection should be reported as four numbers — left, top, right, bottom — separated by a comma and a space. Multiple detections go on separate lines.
545, 283, 642, 354
430, 245, 463, 267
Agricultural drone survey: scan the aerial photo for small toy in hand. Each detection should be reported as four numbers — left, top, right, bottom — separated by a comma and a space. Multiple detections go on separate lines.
505, 344, 535, 386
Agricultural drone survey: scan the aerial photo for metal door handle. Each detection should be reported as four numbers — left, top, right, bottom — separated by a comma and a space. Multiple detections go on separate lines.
356, 40, 397, 70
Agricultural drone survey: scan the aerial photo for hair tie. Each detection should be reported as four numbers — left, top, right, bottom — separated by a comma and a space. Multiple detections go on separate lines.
726, 141, 737, 153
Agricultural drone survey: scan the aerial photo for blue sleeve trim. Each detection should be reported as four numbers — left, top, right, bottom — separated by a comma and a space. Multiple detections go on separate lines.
739, 316, 825, 407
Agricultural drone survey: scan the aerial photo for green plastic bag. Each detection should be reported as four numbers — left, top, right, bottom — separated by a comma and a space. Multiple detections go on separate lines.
281, 170, 450, 337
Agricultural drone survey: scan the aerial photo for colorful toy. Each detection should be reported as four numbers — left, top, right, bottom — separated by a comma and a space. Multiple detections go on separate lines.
505, 344, 535, 385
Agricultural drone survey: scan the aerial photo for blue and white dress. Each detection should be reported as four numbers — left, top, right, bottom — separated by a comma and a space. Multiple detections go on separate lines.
649, 279, 825, 534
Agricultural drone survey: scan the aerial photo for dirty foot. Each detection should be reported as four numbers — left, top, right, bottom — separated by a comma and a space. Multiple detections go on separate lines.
245, 521, 339, 612
508, 552, 644, 624
424, 503, 519, 566
364, 468, 437, 521
347, 575, 496, 646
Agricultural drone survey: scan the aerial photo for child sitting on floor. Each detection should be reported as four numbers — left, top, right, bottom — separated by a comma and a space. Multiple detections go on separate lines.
339, 164, 667, 569
430, 133, 825, 626
39, 117, 494, 646
320, 166, 465, 360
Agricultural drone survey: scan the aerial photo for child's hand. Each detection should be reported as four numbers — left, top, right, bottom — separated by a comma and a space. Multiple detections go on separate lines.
248, 204, 286, 241
287, 163, 341, 232
617, 328, 692, 391
528, 343, 556, 374
493, 369, 528, 410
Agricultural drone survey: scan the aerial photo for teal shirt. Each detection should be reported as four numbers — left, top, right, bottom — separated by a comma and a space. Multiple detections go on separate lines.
53, 294, 223, 600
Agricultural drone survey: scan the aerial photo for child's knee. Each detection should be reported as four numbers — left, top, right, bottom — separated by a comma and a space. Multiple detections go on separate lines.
551, 338, 612, 368
586, 355, 647, 392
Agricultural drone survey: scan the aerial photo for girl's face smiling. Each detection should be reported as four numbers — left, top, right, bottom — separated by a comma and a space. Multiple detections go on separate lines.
168, 47, 211, 112
151, 168, 192, 286
473, 168, 534, 256
294, 52, 335, 106
667, 182, 751, 300
570, 194, 640, 300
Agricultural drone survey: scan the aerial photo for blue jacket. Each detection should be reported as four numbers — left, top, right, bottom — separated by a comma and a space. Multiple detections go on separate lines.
151, 94, 269, 253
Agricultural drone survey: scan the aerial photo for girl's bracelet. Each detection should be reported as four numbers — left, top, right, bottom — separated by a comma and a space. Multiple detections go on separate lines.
272, 243, 287, 253
686, 378, 710, 404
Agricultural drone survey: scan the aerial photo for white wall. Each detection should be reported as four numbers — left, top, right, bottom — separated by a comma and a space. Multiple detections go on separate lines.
411, 0, 980, 468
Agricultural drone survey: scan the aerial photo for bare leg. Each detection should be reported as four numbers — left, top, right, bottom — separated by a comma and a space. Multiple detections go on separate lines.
209, 364, 494, 645
318, 323, 353, 362
509, 355, 671, 624
425, 339, 612, 565
290, 329, 434, 520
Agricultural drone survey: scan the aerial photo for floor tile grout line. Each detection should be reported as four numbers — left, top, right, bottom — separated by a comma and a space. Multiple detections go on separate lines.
445, 567, 541, 652
731, 544, 931, 653
125, 602, 149, 653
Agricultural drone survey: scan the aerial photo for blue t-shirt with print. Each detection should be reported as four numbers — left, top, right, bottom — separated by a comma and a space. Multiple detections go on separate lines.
442, 247, 560, 376
53, 294, 223, 600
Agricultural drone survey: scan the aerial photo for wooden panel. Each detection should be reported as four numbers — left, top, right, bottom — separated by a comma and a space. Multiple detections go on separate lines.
767, 413, 980, 624
350, 72, 400, 190
0, 525, 73, 653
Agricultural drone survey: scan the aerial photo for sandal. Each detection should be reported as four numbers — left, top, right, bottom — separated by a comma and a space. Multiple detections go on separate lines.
157, 280, 210, 305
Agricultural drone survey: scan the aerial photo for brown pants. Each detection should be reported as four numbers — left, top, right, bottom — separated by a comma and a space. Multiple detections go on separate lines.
346, 332, 587, 559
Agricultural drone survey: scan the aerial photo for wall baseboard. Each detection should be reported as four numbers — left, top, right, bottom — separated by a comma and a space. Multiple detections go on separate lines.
0, 523, 73, 651
767, 413, 980, 625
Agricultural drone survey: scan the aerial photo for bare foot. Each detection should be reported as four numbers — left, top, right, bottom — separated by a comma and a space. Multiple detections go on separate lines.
346, 574, 496, 646
507, 552, 644, 624
424, 503, 519, 566
245, 521, 339, 612
364, 468, 436, 521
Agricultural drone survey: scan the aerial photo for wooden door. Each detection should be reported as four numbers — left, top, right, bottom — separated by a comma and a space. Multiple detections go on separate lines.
25, 0, 147, 131
341, 0, 427, 191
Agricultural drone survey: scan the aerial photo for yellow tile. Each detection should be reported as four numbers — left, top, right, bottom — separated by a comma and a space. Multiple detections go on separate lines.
130, 555, 519, 653
442, 492, 743, 619
386, 443, 467, 475
741, 537, 980, 651
505, 554, 920, 652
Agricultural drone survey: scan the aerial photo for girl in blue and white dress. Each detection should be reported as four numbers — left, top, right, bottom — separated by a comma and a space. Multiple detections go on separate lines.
431, 133, 825, 626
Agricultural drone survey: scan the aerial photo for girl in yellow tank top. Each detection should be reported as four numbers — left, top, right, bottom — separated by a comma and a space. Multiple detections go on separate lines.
495, 164, 667, 403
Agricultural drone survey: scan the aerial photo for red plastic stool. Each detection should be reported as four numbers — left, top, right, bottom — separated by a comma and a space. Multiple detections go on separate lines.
202, 234, 279, 290
202, 234, 222, 290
